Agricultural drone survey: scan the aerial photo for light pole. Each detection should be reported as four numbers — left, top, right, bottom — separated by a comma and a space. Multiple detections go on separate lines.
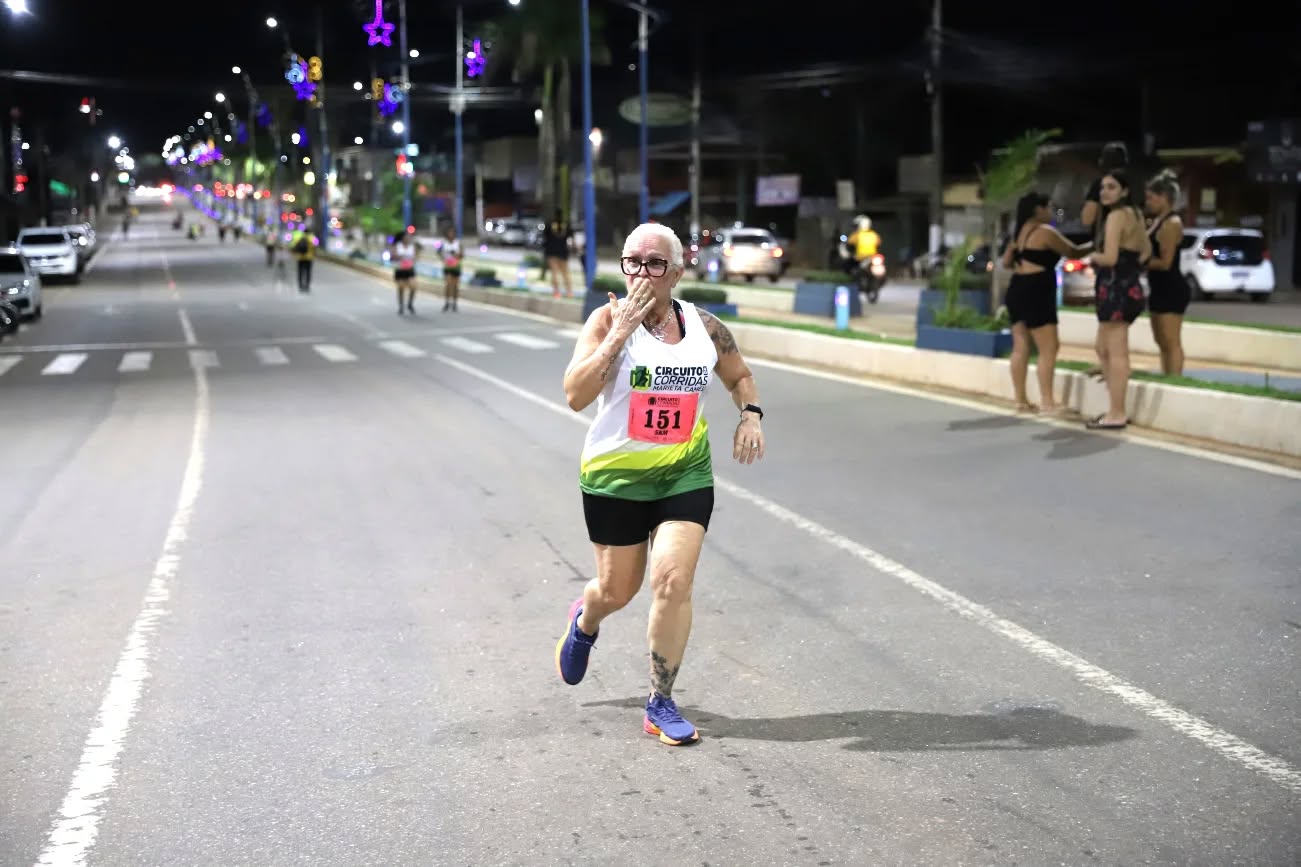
580, 0, 597, 297
231, 66, 261, 225
454, 0, 465, 241
398, 0, 413, 231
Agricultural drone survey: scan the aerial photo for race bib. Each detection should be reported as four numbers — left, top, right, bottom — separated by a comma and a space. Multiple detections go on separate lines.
399, 258, 414, 269
628, 392, 698, 444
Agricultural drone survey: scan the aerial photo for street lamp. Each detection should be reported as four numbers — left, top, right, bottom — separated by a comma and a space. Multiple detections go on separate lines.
107, 135, 121, 149
215, 92, 226, 103
354, 136, 364, 145
353, 81, 363, 91
232, 66, 242, 74
4, 0, 30, 14
204, 111, 213, 119
266, 16, 277, 28
392, 120, 405, 135
409, 48, 419, 58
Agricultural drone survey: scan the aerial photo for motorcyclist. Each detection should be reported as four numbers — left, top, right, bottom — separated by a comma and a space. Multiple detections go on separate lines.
847, 215, 881, 264
842, 215, 886, 301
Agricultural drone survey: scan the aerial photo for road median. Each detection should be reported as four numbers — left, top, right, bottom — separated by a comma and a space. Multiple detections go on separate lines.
322, 251, 1301, 462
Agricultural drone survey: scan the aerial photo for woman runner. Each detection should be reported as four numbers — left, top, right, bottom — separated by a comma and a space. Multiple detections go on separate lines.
557, 223, 766, 746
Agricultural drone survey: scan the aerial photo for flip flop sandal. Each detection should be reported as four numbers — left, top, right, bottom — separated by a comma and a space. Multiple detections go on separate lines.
1085, 416, 1128, 430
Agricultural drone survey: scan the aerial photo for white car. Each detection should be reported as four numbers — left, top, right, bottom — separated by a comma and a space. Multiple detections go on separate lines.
695, 227, 785, 282
17, 227, 79, 283
0, 245, 43, 320
1180, 228, 1273, 302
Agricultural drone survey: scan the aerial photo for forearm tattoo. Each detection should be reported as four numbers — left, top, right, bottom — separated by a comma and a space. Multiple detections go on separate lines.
597, 348, 618, 381
650, 650, 681, 698
698, 309, 738, 355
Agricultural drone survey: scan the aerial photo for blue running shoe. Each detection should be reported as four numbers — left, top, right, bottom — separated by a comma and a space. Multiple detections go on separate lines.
554, 597, 597, 685
644, 694, 700, 745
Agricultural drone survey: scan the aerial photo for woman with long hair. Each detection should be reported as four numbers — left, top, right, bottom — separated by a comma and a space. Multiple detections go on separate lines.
1144, 170, 1190, 375
1001, 192, 1092, 414
1087, 170, 1151, 430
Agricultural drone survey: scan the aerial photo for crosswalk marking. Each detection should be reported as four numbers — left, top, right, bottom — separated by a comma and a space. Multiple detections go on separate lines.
496, 332, 560, 350
314, 343, 357, 362
42, 353, 88, 375
118, 351, 152, 373
379, 340, 426, 358
441, 336, 494, 354
189, 350, 219, 369
255, 346, 289, 366
0, 356, 21, 377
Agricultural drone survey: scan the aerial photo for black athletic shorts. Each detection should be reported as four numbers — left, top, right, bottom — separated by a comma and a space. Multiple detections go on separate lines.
1005, 270, 1058, 329
394, 268, 415, 281
581, 487, 714, 546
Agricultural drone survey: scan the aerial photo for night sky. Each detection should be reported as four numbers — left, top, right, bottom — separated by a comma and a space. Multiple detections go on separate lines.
1, 0, 1295, 193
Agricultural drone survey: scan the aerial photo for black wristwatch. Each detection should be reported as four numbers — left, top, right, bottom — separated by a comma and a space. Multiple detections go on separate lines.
741, 404, 763, 420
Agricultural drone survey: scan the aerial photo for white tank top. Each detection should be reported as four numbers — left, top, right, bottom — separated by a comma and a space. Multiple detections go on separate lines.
579, 299, 718, 501
394, 241, 416, 269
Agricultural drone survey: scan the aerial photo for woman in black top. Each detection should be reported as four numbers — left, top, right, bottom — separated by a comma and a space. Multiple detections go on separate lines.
1001, 193, 1093, 414
1143, 170, 1190, 375
1087, 170, 1151, 430
543, 210, 574, 298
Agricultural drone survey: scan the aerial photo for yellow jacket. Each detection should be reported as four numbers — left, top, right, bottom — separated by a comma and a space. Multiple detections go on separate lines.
849, 229, 880, 259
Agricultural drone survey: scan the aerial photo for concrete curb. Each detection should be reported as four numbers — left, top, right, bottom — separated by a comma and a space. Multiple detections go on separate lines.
725, 322, 1301, 459
321, 251, 1299, 459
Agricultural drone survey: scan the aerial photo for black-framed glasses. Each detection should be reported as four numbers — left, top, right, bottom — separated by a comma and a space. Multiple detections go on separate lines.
620, 256, 670, 277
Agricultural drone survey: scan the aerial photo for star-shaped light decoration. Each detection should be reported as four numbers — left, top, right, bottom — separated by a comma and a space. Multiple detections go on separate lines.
465, 39, 486, 78
292, 78, 317, 101
363, 0, 394, 47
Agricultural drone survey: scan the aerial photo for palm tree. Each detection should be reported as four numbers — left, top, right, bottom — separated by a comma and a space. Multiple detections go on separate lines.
485, 2, 610, 218
979, 128, 1061, 307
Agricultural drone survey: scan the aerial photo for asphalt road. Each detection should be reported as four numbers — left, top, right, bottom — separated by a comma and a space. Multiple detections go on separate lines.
3, 205, 1298, 866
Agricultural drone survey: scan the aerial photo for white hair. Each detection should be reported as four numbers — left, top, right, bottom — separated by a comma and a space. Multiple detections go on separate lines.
623, 222, 683, 268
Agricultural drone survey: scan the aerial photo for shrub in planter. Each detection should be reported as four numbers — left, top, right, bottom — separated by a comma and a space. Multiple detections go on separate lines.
470, 267, 503, 288
918, 270, 993, 326
522, 254, 544, 269
915, 241, 1012, 357
679, 287, 728, 305
794, 270, 861, 318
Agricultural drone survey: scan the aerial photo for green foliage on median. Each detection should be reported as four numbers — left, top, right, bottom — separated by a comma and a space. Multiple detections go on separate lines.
717, 314, 914, 347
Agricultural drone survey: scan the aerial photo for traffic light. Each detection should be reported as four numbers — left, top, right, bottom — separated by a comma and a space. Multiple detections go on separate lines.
395, 153, 413, 177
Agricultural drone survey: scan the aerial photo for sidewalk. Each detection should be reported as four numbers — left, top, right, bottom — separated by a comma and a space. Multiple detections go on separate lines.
738, 305, 1301, 393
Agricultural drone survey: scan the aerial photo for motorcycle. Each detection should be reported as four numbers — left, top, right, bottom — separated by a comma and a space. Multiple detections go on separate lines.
0, 299, 20, 338
855, 253, 887, 304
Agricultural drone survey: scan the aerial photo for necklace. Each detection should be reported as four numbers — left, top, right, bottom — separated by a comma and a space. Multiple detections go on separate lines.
644, 306, 674, 340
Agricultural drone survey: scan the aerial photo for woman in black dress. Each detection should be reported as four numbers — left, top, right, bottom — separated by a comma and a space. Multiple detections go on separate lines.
1143, 170, 1191, 375
1087, 170, 1151, 430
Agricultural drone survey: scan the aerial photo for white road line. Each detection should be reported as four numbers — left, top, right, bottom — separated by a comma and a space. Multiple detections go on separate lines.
0, 336, 331, 354
314, 343, 357, 362
255, 346, 289, 366
495, 331, 560, 350
237, 301, 249, 311
440, 336, 494, 354
117, 351, 152, 373
555, 327, 583, 339
37, 308, 210, 866
378, 339, 426, 358
0, 356, 21, 376
41, 353, 88, 375
433, 351, 1301, 795
188, 349, 219, 369
747, 357, 1301, 482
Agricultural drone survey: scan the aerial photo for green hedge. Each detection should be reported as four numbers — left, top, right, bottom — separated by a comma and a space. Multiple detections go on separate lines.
473, 267, 497, 280
929, 272, 993, 293
522, 254, 544, 268
801, 270, 851, 284
679, 287, 728, 305
592, 274, 625, 295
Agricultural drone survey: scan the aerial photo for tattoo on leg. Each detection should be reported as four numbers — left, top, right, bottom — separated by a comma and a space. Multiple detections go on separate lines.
650, 650, 681, 698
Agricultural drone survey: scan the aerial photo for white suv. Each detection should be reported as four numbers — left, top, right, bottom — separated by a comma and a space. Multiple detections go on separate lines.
1180, 228, 1273, 302
0, 246, 43, 320
17, 227, 79, 283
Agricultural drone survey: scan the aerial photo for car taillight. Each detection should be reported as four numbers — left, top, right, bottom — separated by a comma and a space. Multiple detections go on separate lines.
722, 244, 733, 256
1199, 247, 1214, 259
772, 246, 783, 258
1263, 248, 1270, 260
871, 254, 883, 265
1063, 259, 1083, 272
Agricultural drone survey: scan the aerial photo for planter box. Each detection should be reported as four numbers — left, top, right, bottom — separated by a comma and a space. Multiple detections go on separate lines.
916, 289, 992, 327
470, 275, 503, 288
793, 281, 862, 318
916, 324, 1013, 357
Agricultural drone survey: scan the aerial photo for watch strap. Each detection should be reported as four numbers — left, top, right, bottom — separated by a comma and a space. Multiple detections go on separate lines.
741, 404, 763, 420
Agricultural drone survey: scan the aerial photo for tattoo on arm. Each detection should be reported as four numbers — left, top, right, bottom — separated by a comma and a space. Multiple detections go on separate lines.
697, 309, 738, 355
597, 349, 617, 381
650, 650, 681, 698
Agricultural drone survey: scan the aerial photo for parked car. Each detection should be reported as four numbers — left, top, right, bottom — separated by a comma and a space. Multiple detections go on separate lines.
60, 224, 95, 270
1180, 227, 1273, 302
16, 227, 79, 284
0, 245, 43, 320
484, 219, 531, 246
694, 226, 784, 282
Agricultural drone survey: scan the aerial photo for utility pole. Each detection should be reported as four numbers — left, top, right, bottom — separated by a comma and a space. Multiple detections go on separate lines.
454, 0, 465, 240
928, 0, 943, 255
580, 0, 597, 294
637, 7, 649, 224
688, 28, 701, 239
398, 0, 413, 231
315, 8, 332, 238
370, 59, 381, 210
